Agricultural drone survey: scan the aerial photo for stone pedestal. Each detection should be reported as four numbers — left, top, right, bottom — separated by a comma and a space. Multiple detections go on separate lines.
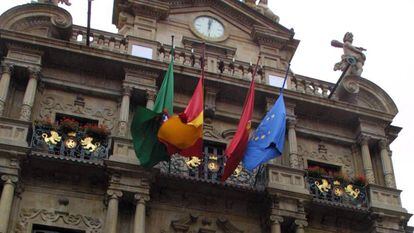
133, 194, 149, 233
20, 68, 40, 121
0, 63, 13, 116
105, 190, 123, 233
0, 175, 18, 233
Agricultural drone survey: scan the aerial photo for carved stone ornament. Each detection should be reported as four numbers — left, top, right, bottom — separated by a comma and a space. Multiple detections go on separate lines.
298, 144, 354, 178
37, 93, 117, 130
15, 208, 103, 233
0, 3, 73, 40
170, 213, 243, 233
1, 174, 19, 185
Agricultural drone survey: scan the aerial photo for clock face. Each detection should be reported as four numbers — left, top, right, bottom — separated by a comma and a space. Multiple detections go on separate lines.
193, 16, 225, 39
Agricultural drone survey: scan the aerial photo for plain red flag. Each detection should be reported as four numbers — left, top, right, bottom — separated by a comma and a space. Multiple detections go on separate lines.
221, 75, 255, 181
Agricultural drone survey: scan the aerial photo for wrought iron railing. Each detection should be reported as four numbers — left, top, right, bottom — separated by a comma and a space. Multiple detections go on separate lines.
31, 124, 110, 164
306, 175, 368, 208
158, 152, 264, 189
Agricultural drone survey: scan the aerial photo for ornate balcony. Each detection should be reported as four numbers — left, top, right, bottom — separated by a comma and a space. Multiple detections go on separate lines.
30, 122, 111, 165
158, 145, 264, 189
306, 174, 368, 208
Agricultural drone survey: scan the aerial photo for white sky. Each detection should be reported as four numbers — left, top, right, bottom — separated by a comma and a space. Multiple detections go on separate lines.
1, 0, 413, 226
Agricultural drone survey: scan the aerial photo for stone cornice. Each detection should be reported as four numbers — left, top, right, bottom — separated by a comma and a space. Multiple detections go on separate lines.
0, 29, 396, 124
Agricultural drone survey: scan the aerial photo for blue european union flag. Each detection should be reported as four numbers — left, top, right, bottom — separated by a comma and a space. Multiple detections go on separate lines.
242, 94, 286, 171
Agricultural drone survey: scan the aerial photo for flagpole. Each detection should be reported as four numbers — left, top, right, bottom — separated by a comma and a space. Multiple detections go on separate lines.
280, 63, 291, 95
253, 62, 291, 186
86, 0, 92, 47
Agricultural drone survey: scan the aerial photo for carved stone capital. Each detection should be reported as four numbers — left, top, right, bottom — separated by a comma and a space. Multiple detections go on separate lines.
294, 219, 308, 228
1, 62, 13, 75
1, 174, 19, 186
122, 85, 133, 97
270, 215, 283, 224
106, 190, 123, 200
134, 194, 150, 204
287, 118, 297, 129
28, 67, 41, 80
378, 139, 388, 150
146, 89, 156, 101
357, 135, 370, 146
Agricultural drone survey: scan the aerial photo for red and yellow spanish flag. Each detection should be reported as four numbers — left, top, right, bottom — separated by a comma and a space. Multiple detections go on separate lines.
157, 74, 204, 157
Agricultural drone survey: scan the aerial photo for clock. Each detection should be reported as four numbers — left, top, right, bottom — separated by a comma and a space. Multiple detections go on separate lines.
193, 16, 225, 40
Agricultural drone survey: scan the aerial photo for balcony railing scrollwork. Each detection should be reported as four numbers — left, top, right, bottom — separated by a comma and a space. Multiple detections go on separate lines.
31, 124, 111, 164
306, 175, 368, 208
158, 147, 265, 189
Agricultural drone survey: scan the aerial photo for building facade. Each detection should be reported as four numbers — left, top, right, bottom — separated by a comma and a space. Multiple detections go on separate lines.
0, 0, 411, 232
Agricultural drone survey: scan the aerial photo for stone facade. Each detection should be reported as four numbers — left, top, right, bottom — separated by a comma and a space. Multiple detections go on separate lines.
0, 0, 411, 233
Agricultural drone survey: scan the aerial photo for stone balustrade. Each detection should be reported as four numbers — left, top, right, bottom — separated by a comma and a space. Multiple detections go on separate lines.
290, 75, 334, 98
70, 25, 128, 53
156, 45, 265, 83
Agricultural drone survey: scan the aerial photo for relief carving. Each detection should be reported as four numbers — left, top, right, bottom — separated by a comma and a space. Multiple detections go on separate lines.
298, 144, 354, 178
38, 94, 117, 130
169, 213, 243, 233
15, 208, 102, 233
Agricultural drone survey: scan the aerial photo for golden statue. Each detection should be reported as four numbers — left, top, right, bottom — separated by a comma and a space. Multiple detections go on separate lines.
42, 131, 61, 145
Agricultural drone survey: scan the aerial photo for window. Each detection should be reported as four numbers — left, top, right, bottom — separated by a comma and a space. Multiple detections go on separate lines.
55, 113, 98, 127
32, 224, 84, 233
307, 160, 341, 176
268, 75, 286, 88
131, 45, 153, 59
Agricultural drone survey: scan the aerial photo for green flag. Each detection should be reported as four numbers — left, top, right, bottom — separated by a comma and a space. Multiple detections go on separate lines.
131, 52, 175, 168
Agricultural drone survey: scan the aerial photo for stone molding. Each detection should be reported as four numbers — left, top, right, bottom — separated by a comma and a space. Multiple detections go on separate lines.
15, 208, 103, 233
0, 3, 73, 40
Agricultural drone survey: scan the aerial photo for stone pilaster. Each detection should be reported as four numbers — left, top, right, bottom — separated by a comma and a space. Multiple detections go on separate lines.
20, 67, 40, 121
358, 135, 376, 184
118, 85, 132, 137
105, 190, 123, 233
0, 174, 18, 233
287, 118, 300, 169
294, 220, 308, 233
270, 215, 283, 233
379, 139, 396, 188
133, 194, 150, 233
146, 89, 156, 110
0, 63, 13, 116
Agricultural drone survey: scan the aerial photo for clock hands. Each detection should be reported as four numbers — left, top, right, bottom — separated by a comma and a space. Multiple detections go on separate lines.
207, 18, 213, 37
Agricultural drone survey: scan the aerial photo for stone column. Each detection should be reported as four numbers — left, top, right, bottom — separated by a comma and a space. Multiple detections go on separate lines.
105, 190, 123, 233
294, 220, 308, 233
20, 67, 40, 121
379, 139, 396, 188
287, 119, 300, 169
0, 63, 13, 116
133, 194, 149, 233
270, 215, 283, 233
0, 175, 18, 233
118, 86, 132, 137
146, 89, 156, 110
358, 136, 376, 184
